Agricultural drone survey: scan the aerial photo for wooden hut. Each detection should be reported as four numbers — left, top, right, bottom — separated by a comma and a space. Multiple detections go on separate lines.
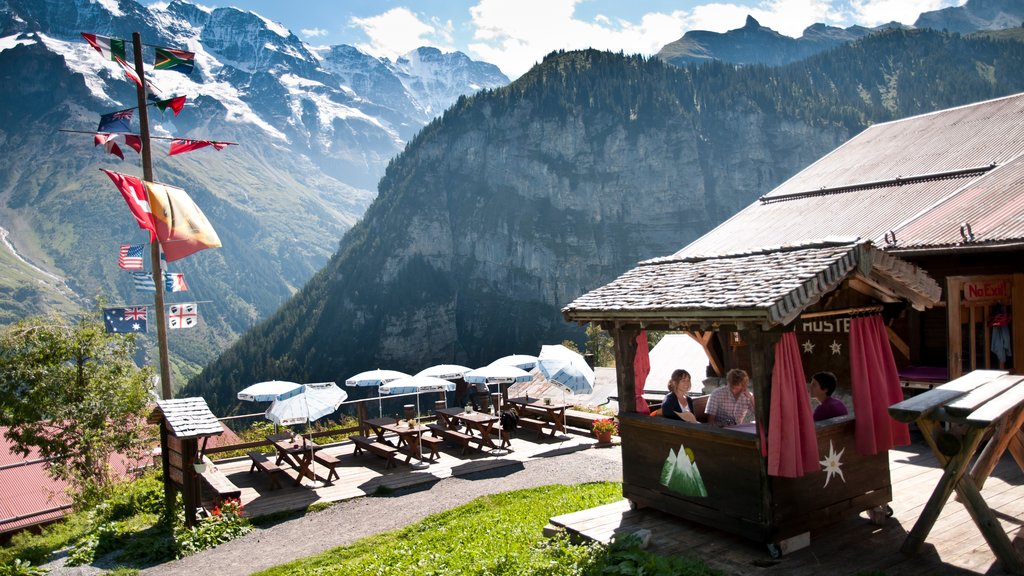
563, 240, 940, 554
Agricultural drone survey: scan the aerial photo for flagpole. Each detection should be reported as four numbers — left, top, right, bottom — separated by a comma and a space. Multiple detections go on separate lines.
133, 32, 173, 400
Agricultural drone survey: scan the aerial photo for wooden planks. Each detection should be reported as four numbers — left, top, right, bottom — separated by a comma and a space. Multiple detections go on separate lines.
889, 370, 1006, 423
553, 443, 1024, 575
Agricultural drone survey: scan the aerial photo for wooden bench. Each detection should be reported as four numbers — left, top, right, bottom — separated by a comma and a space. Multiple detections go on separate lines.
516, 416, 551, 439
247, 451, 286, 490
350, 435, 398, 469
198, 458, 241, 506
418, 435, 443, 460
427, 423, 474, 455
313, 451, 342, 482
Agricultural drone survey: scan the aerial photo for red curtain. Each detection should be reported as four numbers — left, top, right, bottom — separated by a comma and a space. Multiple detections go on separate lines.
849, 315, 910, 455
767, 332, 819, 477
634, 331, 651, 415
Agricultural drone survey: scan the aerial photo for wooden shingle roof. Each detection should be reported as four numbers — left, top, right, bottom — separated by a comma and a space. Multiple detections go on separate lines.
147, 398, 223, 439
562, 240, 939, 327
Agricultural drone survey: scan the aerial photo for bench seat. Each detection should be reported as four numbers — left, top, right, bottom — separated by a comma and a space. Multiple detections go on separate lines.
350, 435, 398, 469
516, 416, 551, 439
247, 451, 286, 490
313, 451, 342, 482
427, 423, 474, 454
199, 457, 241, 506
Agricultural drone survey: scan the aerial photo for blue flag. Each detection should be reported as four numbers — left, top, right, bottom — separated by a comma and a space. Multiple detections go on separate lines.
97, 109, 133, 133
130, 271, 156, 292
103, 306, 148, 333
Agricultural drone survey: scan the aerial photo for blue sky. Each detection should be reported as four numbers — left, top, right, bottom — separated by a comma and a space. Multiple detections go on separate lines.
182, 0, 965, 78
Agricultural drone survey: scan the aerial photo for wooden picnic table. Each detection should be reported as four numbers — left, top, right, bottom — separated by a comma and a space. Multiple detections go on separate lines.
363, 417, 399, 444
436, 407, 500, 449
507, 396, 567, 436
379, 421, 431, 463
267, 433, 323, 486
888, 369, 1024, 574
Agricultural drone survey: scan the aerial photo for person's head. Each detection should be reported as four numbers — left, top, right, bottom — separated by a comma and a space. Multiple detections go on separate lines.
810, 371, 837, 402
670, 369, 691, 395
725, 368, 749, 398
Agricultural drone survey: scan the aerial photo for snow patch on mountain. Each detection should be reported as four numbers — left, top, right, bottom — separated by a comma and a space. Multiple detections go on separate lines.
36, 35, 122, 107
91, 0, 123, 17
0, 34, 36, 51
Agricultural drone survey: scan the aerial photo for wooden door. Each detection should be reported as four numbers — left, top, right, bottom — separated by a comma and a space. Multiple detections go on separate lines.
947, 274, 1022, 378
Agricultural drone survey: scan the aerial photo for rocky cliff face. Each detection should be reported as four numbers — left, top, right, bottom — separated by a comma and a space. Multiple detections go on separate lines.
915, 0, 1024, 33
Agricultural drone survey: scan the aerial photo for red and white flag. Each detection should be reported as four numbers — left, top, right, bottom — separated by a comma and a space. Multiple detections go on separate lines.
168, 302, 198, 329
95, 133, 142, 160
169, 139, 231, 156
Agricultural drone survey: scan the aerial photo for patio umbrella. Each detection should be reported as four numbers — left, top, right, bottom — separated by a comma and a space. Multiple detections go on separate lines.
380, 375, 457, 418
344, 369, 409, 417
266, 382, 347, 487
415, 364, 471, 380
237, 380, 303, 402
537, 345, 595, 397
465, 365, 533, 409
489, 354, 538, 371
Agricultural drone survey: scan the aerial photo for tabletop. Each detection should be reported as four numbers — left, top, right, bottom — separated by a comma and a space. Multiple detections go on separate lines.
507, 396, 567, 410
888, 369, 1024, 574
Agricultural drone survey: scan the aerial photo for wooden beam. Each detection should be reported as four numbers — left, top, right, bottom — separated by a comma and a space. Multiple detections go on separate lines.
886, 325, 910, 360
611, 327, 640, 414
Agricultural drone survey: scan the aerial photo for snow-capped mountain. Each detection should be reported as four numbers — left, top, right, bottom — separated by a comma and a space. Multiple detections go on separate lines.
0, 0, 508, 378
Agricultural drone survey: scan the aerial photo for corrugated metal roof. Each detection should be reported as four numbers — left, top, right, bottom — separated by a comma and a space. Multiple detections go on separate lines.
149, 398, 223, 439
0, 429, 142, 534
766, 93, 1024, 199
891, 156, 1024, 248
675, 93, 1024, 258
563, 241, 939, 326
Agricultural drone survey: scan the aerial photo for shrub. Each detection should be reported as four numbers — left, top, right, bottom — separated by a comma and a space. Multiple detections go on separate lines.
174, 498, 252, 558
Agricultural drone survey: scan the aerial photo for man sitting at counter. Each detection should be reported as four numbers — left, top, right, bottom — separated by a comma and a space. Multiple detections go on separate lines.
707, 368, 755, 428
810, 371, 848, 421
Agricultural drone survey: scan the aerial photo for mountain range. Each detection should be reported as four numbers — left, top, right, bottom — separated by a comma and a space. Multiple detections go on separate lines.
0, 0, 507, 382
4, 0, 1024, 404
185, 29, 1024, 414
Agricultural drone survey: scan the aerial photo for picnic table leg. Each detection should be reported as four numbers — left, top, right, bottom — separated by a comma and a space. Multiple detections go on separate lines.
956, 466, 1024, 574
971, 406, 1024, 489
903, 422, 983, 554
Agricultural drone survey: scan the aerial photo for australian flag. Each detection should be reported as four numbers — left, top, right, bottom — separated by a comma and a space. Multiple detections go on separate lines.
103, 306, 148, 333
98, 108, 133, 133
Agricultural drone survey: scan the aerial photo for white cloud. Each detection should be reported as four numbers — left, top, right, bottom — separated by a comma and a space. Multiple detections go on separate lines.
301, 27, 328, 38
467, 0, 690, 79
849, 0, 964, 27
351, 7, 455, 61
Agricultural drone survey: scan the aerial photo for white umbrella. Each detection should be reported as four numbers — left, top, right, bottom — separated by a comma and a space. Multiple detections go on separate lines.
266, 382, 347, 487
537, 345, 595, 396
489, 354, 538, 371
465, 365, 533, 385
345, 369, 409, 417
237, 380, 303, 402
415, 364, 471, 380
380, 375, 456, 418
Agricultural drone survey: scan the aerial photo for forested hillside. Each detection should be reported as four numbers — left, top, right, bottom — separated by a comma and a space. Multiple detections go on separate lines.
185, 29, 1024, 414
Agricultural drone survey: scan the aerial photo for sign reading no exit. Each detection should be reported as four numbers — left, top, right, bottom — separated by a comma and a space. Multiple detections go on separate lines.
962, 279, 1011, 302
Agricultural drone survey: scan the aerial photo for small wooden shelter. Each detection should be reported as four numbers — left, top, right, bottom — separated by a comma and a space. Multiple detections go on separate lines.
564, 240, 940, 553
147, 397, 224, 527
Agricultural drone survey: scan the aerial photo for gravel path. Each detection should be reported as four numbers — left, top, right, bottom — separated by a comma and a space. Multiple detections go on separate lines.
45, 443, 622, 576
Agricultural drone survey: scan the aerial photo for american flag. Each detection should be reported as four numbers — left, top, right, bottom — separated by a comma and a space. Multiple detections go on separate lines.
118, 244, 144, 270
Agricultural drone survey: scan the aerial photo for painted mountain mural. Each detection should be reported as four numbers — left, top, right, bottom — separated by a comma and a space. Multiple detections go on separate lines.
661, 444, 708, 498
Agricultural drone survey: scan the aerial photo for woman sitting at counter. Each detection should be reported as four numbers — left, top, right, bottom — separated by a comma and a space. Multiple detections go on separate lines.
661, 369, 698, 423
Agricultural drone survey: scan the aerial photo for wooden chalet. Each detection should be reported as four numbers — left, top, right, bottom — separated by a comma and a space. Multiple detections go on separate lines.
562, 92, 1024, 554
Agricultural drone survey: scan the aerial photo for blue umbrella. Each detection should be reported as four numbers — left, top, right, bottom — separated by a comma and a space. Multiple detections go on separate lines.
489, 354, 538, 371
345, 370, 409, 418
265, 382, 347, 487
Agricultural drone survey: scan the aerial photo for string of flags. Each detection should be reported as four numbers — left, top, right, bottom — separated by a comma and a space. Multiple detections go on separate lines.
78, 32, 226, 338
102, 302, 202, 333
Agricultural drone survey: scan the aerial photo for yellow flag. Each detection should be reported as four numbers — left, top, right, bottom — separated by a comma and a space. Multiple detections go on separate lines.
145, 180, 221, 262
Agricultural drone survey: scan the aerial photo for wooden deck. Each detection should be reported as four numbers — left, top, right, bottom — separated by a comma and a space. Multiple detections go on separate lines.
550, 442, 1024, 575
213, 428, 598, 518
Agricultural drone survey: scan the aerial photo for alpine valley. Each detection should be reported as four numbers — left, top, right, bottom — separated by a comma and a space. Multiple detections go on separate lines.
5, 0, 1024, 413
0, 0, 507, 382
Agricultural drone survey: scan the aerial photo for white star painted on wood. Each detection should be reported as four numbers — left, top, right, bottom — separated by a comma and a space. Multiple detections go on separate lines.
802, 339, 815, 354
820, 440, 846, 488
830, 340, 842, 355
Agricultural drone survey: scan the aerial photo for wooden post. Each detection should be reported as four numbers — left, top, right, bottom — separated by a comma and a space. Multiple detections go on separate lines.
1015, 273, 1024, 375
745, 328, 781, 525
131, 31, 173, 399
357, 401, 368, 435
611, 327, 639, 414
947, 277, 963, 379
159, 423, 174, 520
